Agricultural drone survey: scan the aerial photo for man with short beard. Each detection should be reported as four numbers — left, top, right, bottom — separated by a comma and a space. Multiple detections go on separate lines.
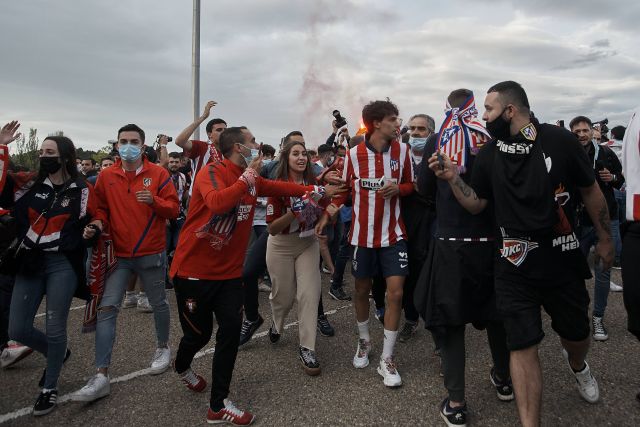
429, 81, 612, 427
570, 116, 624, 341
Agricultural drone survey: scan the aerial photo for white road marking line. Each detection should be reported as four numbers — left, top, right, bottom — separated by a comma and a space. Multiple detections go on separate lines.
0, 303, 352, 423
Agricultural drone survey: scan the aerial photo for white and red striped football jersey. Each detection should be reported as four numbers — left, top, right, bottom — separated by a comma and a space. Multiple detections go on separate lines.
337, 139, 414, 248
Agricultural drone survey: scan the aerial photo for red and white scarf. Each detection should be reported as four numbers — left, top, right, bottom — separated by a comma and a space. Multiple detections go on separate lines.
436, 95, 491, 171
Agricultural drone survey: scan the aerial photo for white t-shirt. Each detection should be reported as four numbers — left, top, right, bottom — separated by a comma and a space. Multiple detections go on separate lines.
623, 106, 640, 221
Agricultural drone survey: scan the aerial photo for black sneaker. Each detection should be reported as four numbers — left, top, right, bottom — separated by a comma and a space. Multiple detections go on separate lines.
317, 315, 335, 337
398, 320, 418, 343
298, 346, 321, 376
33, 389, 58, 416
38, 348, 71, 388
269, 323, 281, 344
239, 316, 264, 347
439, 398, 467, 427
490, 367, 514, 401
329, 286, 352, 301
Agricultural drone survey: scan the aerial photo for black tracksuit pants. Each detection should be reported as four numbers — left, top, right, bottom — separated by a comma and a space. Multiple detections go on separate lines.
174, 277, 244, 410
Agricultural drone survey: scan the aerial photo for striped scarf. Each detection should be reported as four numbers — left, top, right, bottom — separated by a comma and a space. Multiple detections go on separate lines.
82, 230, 118, 333
436, 95, 491, 171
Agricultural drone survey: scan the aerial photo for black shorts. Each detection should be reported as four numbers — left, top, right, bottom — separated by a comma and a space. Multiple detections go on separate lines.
495, 276, 590, 351
352, 240, 408, 279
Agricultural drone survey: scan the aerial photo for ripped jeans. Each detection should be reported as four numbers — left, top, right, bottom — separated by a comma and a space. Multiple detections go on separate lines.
95, 252, 170, 368
9, 253, 77, 389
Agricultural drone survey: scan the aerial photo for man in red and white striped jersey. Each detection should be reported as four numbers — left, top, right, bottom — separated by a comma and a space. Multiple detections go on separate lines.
316, 99, 414, 388
176, 101, 227, 184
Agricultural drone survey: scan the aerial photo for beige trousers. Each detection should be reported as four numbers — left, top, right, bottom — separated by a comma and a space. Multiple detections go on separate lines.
266, 233, 321, 350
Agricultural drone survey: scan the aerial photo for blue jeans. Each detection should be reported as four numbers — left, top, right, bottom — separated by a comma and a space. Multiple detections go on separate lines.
579, 223, 617, 318
9, 253, 77, 389
95, 252, 170, 368
614, 189, 625, 262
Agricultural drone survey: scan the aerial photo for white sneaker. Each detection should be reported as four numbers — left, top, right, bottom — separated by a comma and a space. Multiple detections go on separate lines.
562, 349, 599, 403
610, 281, 623, 292
352, 339, 372, 369
122, 292, 138, 308
70, 373, 110, 402
0, 341, 33, 369
137, 293, 153, 313
149, 347, 171, 375
377, 356, 402, 387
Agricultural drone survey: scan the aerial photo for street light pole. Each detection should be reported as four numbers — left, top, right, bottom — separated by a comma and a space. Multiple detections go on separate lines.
192, 0, 201, 140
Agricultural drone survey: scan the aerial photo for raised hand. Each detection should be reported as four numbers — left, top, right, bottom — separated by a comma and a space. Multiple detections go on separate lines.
0, 121, 22, 145
201, 101, 218, 120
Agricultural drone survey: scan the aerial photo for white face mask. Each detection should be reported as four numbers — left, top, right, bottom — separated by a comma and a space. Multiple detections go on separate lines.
408, 137, 428, 151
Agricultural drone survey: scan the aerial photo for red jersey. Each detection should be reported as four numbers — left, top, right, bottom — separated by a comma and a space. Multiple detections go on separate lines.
334, 139, 414, 248
170, 159, 316, 281
187, 139, 224, 175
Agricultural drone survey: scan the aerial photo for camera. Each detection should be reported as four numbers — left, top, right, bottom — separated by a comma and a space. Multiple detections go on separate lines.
156, 134, 173, 143
332, 110, 347, 129
593, 118, 609, 134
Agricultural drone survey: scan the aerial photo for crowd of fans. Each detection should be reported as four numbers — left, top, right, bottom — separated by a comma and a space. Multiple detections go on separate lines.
0, 80, 638, 427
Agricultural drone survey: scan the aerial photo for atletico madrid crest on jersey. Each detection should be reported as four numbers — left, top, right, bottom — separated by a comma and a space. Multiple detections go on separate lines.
390, 159, 399, 172
143, 178, 152, 187
520, 123, 537, 141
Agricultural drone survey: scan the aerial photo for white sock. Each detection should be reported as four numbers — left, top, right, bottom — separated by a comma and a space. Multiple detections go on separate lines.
125, 291, 135, 296
357, 320, 370, 342
382, 329, 398, 359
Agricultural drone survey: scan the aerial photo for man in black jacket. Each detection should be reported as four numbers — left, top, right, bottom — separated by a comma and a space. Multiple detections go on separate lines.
570, 116, 625, 342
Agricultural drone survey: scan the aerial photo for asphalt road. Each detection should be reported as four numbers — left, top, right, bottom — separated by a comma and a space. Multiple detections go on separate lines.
1, 269, 638, 426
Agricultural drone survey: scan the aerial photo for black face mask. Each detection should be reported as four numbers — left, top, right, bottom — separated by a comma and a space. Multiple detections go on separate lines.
39, 156, 62, 174
486, 108, 511, 141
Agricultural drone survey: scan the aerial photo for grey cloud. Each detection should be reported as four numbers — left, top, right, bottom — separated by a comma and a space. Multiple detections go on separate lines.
591, 39, 610, 48
1, 1, 639, 152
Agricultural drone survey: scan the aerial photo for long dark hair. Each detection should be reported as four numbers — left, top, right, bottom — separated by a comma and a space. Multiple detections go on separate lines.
274, 141, 315, 183
37, 136, 79, 183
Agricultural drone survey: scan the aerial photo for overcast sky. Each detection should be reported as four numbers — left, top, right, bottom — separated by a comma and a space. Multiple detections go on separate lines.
2, 0, 639, 153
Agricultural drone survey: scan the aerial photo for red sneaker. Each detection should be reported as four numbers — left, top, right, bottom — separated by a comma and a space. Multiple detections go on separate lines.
179, 368, 207, 392
206, 399, 255, 425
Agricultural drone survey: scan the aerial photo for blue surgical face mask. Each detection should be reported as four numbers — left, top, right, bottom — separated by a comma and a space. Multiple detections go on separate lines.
118, 144, 142, 162
237, 144, 259, 165
408, 137, 428, 151
262, 158, 274, 166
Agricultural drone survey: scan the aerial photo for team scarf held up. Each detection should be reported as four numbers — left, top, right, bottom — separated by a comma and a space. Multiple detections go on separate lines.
436, 95, 491, 172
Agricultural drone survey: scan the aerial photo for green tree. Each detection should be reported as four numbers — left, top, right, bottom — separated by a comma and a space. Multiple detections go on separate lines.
11, 128, 39, 170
